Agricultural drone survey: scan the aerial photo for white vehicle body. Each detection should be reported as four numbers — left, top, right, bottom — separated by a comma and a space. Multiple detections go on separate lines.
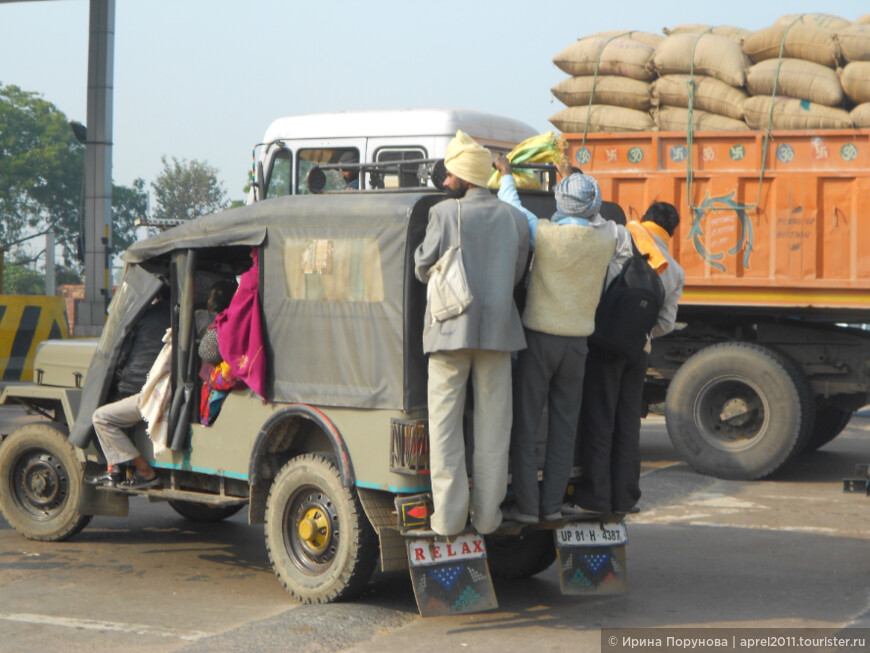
250, 108, 538, 200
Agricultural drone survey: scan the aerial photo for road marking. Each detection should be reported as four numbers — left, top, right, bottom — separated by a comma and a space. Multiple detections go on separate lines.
0, 612, 209, 641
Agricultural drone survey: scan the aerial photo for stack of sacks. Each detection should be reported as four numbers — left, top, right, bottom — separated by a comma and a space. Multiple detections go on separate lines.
742, 16, 852, 129
651, 32, 751, 130
837, 23, 870, 127
550, 31, 661, 132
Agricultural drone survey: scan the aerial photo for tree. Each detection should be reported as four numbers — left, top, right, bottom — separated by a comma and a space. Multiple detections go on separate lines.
112, 178, 147, 253
0, 83, 148, 269
0, 84, 82, 264
151, 156, 228, 221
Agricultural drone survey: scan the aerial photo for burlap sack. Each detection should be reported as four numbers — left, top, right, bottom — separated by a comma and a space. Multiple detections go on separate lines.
653, 34, 751, 87
553, 37, 655, 80
775, 13, 850, 30
743, 96, 853, 129
746, 59, 843, 107
651, 74, 748, 120
654, 106, 749, 132
837, 25, 870, 63
742, 25, 840, 67
549, 106, 655, 133
841, 62, 870, 104
552, 76, 652, 111
584, 30, 664, 49
856, 14, 870, 26
851, 103, 870, 127
664, 24, 751, 42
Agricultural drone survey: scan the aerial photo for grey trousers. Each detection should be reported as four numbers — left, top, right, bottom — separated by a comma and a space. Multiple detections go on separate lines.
427, 349, 512, 536
92, 393, 143, 466
511, 329, 587, 516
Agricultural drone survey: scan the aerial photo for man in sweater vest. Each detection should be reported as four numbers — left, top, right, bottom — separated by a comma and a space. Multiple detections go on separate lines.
495, 155, 615, 523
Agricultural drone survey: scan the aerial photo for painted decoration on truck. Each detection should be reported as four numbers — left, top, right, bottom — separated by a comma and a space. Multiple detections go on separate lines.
627, 147, 644, 164
776, 144, 795, 164
841, 143, 859, 162
575, 147, 591, 165
689, 192, 754, 272
670, 145, 687, 162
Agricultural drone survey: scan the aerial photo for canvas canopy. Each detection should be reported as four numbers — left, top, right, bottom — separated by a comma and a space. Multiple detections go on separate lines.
125, 193, 440, 411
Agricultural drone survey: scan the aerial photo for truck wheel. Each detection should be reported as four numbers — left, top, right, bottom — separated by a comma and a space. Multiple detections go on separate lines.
168, 500, 245, 523
264, 454, 378, 603
485, 530, 556, 579
665, 343, 813, 480
802, 406, 853, 453
0, 423, 91, 541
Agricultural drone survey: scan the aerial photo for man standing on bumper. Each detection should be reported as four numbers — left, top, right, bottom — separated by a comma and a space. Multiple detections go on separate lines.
414, 130, 530, 536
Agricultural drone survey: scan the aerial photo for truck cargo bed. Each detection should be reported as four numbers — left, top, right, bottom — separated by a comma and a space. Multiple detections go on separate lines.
564, 129, 870, 316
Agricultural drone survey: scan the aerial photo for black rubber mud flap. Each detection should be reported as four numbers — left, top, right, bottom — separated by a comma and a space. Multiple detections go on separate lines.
555, 518, 629, 595
407, 533, 498, 616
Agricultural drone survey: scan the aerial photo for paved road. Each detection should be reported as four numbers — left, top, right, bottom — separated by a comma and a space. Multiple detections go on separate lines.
1, 405, 868, 652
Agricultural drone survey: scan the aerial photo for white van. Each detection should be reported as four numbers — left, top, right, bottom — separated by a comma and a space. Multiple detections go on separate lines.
249, 108, 538, 200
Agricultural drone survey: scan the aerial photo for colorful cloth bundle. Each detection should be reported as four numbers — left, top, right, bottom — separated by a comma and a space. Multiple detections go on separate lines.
488, 132, 566, 190
199, 361, 242, 426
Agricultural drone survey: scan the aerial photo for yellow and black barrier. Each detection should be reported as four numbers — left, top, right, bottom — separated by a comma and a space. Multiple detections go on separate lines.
0, 296, 70, 382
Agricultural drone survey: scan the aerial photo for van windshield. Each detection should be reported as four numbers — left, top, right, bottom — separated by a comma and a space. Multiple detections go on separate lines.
297, 148, 359, 194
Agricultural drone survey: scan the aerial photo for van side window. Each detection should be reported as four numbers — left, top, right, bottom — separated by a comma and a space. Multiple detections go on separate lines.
282, 237, 384, 302
297, 148, 360, 194
266, 150, 292, 198
374, 148, 427, 189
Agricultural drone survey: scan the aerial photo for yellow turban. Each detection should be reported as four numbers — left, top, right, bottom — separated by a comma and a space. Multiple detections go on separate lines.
444, 130, 493, 188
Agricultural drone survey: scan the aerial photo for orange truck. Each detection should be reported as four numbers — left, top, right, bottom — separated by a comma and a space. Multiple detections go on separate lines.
563, 128, 870, 480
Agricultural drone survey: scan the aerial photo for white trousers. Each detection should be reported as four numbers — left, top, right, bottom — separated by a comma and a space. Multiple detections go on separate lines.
92, 393, 143, 466
427, 349, 512, 535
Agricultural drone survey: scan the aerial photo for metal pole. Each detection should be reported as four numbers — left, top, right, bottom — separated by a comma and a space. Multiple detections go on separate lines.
45, 231, 56, 296
78, 0, 115, 335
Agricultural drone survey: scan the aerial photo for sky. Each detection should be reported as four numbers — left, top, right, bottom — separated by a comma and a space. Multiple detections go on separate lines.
1, 0, 868, 205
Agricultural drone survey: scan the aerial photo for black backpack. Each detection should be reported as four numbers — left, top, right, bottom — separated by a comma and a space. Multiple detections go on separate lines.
589, 240, 665, 363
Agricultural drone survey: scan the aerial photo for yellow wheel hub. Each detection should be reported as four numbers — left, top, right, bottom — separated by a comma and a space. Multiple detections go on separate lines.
298, 506, 330, 553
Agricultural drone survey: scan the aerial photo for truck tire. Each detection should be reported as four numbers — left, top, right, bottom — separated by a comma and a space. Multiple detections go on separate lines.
264, 454, 378, 603
665, 342, 814, 480
168, 500, 245, 523
0, 423, 92, 541
802, 406, 853, 453
485, 530, 556, 579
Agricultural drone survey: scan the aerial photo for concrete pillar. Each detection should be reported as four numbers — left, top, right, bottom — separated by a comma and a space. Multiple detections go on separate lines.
77, 0, 115, 335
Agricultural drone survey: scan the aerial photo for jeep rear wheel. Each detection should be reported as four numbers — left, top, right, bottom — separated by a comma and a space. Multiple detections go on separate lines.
0, 423, 91, 541
485, 530, 556, 579
264, 454, 378, 603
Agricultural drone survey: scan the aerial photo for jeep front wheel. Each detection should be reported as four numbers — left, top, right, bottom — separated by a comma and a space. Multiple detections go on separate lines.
264, 454, 378, 603
0, 423, 91, 541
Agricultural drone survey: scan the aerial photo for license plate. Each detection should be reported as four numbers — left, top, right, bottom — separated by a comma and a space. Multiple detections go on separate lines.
555, 521, 627, 548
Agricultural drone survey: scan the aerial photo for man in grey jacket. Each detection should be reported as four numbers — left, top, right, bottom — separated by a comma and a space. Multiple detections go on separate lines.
414, 130, 530, 536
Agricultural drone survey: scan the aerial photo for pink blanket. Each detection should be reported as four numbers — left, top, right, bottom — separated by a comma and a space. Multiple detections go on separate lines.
214, 248, 266, 399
